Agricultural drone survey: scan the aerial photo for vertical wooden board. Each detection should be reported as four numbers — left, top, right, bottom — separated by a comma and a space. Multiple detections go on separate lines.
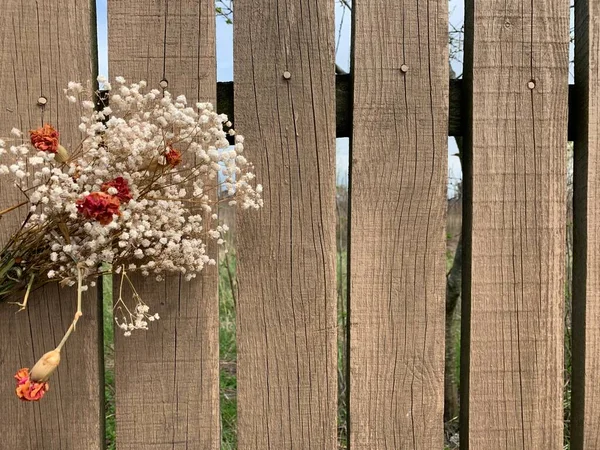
349, 0, 448, 448
234, 0, 337, 449
462, 0, 569, 448
108, 1, 219, 448
572, 0, 600, 448
0, 1, 102, 449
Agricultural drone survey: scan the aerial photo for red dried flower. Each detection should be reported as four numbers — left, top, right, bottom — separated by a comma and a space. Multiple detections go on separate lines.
101, 177, 133, 203
76, 192, 121, 225
30, 124, 59, 153
165, 146, 182, 167
14, 368, 49, 401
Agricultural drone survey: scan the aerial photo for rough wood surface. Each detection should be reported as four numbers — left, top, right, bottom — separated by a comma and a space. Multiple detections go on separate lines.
234, 0, 338, 448
461, 1, 569, 448
0, 1, 102, 449
108, 1, 220, 448
572, 0, 600, 448
349, 0, 448, 448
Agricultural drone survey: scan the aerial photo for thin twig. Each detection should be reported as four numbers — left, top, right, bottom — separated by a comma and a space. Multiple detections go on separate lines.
0, 200, 28, 217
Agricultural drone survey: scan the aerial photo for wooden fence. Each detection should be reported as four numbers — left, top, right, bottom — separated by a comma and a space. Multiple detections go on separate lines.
0, 0, 596, 449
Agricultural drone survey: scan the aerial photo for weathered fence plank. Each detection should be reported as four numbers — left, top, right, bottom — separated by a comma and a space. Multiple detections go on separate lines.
349, 0, 448, 448
108, 1, 220, 448
0, 1, 102, 449
572, 0, 600, 448
234, 0, 338, 448
461, 1, 569, 449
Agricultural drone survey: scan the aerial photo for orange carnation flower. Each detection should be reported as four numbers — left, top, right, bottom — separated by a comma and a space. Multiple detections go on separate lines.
76, 192, 121, 225
30, 124, 59, 153
14, 368, 49, 401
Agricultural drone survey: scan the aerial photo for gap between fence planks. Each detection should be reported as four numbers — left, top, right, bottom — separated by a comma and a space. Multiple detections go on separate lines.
234, 0, 338, 448
0, 1, 102, 449
349, 0, 448, 448
461, 1, 569, 449
572, 0, 600, 448
108, 0, 220, 448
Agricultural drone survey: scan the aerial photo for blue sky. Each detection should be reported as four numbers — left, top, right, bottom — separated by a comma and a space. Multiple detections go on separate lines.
96, 0, 464, 191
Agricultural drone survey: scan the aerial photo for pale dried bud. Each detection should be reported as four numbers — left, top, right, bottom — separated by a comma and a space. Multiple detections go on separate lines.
55, 144, 69, 163
29, 349, 61, 382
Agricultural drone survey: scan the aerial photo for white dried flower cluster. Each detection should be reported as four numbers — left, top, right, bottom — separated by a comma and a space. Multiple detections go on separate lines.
0, 77, 262, 313
114, 291, 160, 337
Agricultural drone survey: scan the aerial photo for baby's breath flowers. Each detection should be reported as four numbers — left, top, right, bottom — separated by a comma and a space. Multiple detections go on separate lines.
0, 76, 262, 400
114, 265, 160, 336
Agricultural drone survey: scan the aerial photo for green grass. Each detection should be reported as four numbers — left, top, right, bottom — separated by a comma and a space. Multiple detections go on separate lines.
103, 272, 116, 450
336, 250, 348, 448
219, 252, 238, 449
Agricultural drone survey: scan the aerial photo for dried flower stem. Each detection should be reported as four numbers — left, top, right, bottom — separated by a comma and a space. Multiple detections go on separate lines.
114, 267, 140, 318
55, 265, 84, 352
8, 274, 35, 311
0, 200, 28, 217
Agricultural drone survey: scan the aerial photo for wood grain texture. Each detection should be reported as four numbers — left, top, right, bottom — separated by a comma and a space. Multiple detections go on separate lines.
461, 0, 569, 448
108, 1, 219, 448
349, 0, 448, 448
572, 0, 600, 448
0, 1, 102, 449
234, 0, 338, 448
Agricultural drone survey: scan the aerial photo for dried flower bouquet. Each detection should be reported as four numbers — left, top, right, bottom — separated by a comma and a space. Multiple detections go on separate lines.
1, 77, 262, 401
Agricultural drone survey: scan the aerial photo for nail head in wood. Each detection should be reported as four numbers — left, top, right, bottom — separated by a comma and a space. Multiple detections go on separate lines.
527, 80, 536, 90
283, 71, 292, 80
159, 79, 169, 89
400, 64, 409, 73
37, 96, 47, 106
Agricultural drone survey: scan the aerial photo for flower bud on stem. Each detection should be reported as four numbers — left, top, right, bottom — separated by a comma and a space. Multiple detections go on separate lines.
13, 265, 85, 399
29, 349, 61, 382
55, 144, 69, 164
